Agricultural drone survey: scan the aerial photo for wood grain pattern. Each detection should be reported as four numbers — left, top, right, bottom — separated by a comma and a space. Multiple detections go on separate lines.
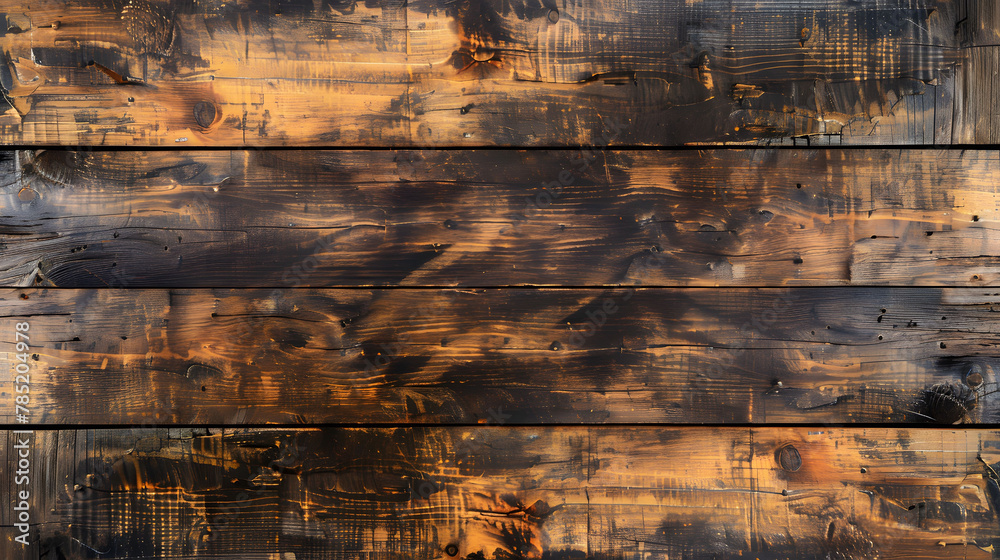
0, 0, 972, 146
2, 287, 998, 425
2, 426, 997, 559
5, 148, 1000, 288
953, 1, 1000, 143
3, 0, 999, 555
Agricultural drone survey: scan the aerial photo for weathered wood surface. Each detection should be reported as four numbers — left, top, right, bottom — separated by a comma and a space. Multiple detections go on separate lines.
956, 2, 1000, 143
4, 0, 999, 555
0, 0, 979, 146
2, 287, 999, 425
2, 427, 997, 559
5, 148, 1000, 287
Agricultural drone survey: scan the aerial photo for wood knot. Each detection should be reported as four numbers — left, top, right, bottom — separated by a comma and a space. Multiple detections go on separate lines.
186, 363, 223, 381
967, 372, 984, 388
921, 383, 977, 424
121, 0, 175, 55
965, 362, 990, 389
472, 48, 496, 62
193, 101, 219, 129
547, 9, 559, 23
775, 444, 802, 472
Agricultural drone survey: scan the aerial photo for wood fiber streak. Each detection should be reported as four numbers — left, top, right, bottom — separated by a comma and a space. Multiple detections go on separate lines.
954, 1, 1000, 142
3, 149, 1000, 287
1, 427, 997, 559
0, 0, 973, 146
3, 0, 999, 556
2, 287, 999, 425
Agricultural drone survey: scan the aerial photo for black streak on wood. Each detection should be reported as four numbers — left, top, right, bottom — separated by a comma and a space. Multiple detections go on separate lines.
3, 287, 1000, 425
4, 149, 1000, 287
0, 0, 979, 145
2, 427, 998, 559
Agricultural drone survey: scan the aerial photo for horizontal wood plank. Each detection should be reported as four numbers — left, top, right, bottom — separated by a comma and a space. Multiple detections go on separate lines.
0, 0, 975, 146
2, 287, 998, 425
2, 426, 996, 559
4, 148, 1000, 287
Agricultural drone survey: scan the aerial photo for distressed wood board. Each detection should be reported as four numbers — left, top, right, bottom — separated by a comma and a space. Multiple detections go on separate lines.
3, 0, 1000, 556
2, 426, 998, 559
4, 148, 1000, 288
0, 0, 987, 146
0, 287, 998, 425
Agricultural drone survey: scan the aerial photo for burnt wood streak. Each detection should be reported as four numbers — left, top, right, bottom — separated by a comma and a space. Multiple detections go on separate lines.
3, 0, 1000, 555
1, 427, 998, 559
2, 287, 1000, 425
5, 148, 1000, 287
0, 0, 978, 146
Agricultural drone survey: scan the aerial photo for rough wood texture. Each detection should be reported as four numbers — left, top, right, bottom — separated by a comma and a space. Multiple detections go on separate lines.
4, 148, 1000, 287
0, 0, 975, 146
2, 287, 998, 425
2, 427, 997, 559
955, 1, 1000, 142
4, 0, 1000, 555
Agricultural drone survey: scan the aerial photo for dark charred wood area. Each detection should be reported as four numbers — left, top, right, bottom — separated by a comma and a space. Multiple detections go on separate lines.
3, 148, 1000, 287
5, 427, 1000, 559
2, 0, 1000, 558
0, 0, 990, 146
1, 287, 1000, 425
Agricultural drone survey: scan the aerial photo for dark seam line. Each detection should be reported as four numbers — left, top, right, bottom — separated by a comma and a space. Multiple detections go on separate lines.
5, 144, 1000, 152
2, 422, 998, 430
11, 285, 995, 290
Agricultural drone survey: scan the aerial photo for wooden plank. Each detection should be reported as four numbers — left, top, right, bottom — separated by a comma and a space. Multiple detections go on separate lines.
2, 287, 998, 425
4, 148, 1000, 287
0, 0, 969, 146
953, 1, 1000, 143
1, 426, 996, 559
